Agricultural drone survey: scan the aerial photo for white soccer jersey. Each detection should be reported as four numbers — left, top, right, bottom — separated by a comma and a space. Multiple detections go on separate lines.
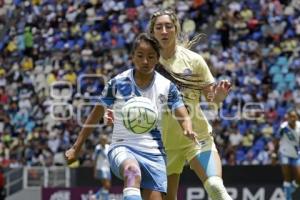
93, 144, 110, 170
99, 69, 184, 154
277, 121, 300, 158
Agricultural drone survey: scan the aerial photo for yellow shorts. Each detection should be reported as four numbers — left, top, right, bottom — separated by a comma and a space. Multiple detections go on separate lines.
166, 135, 218, 175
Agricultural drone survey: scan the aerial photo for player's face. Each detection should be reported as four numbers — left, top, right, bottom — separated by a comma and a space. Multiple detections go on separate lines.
153, 15, 176, 49
132, 41, 158, 75
287, 111, 298, 125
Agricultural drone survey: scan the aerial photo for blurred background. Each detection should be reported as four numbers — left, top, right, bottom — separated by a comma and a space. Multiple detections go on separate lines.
0, 0, 299, 199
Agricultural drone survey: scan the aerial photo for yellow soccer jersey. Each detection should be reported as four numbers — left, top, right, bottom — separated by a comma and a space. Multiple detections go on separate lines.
160, 45, 215, 150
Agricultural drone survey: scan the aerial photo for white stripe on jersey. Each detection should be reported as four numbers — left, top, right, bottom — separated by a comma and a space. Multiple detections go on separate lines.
278, 121, 300, 158
99, 69, 184, 154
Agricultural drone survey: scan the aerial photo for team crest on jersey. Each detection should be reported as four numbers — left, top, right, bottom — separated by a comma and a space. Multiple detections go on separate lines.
158, 94, 167, 104
183, 68, 192, 76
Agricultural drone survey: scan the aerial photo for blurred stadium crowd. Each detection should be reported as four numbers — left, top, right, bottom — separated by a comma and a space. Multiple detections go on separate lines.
0, 0, 299, 167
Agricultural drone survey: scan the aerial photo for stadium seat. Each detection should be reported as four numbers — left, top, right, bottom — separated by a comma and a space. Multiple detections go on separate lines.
67, 40, 75, 49
288, 82, 296, 90
276, 82, 287, 92
276, 56, 288, 66
252, 139, 265, 154
284, 72, 295, 83
281, 65, 289, 74
236, 149, 245, 163
272, 74, 283, 83
251, 32, 262, 41
77, 39, 85, 48
269, 65, 280, 75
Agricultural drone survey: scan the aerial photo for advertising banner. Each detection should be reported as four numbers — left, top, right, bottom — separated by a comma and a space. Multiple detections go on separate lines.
42, 186, 123, 200
43, 166, 300, 200
42, 185, 300, 200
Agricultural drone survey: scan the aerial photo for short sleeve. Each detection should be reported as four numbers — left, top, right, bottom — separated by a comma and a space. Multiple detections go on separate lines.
196, 54, 215, 84
99, 79, 116, 106
167, 83, 184, 111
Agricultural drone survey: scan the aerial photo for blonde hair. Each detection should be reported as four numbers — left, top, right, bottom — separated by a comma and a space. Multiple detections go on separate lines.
148, 8, 205, 49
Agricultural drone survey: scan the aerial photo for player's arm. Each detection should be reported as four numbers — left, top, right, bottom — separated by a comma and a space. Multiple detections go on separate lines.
197, 55, 231, 108
168, 83, 198, 141
65, 104, 105, 164
202, 80, 231, 109
174, 106, 198, 141
272, 125, 284, 164
66, 79, 116, 164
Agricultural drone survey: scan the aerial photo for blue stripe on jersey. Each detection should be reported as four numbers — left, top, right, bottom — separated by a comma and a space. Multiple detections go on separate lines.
149, 128, 164, 150
99, 78, 117, 106
167, 83, 184, 111
281, 127, 297, 141
116, 77, 133, 100
100, 75, 144, 105
114, 76, 143, 101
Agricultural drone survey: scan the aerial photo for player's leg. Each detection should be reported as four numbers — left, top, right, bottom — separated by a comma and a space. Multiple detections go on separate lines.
121, 160, 141, 188
164, 174, 180, 200
280, 156, 294, 200
293, 157, 300, 186
188, 137, 232, 200
164, 149, 186, 200
142, 189, 164, 200
100, 178, 111, 191
136, 151, 167, 200
282, 165, 294, 200
108, 146, 142, 200
291, 159, 300, 200
95, 170, 111, 200
100, 171, 111, 200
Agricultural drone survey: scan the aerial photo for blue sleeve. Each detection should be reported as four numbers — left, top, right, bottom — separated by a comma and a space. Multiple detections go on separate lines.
167, 83, 184, 111
274, 126, 283, 139
99, 79, 116, 106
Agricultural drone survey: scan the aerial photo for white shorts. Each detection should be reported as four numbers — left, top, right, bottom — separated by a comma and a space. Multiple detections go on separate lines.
108, 145, 167, 193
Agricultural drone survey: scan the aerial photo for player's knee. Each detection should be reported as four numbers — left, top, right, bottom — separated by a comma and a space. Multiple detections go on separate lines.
204, 176, 232, 200
123, 165, 141, 187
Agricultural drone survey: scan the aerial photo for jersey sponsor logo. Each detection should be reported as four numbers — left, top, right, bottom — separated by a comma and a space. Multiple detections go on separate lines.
183, 68, 192, 76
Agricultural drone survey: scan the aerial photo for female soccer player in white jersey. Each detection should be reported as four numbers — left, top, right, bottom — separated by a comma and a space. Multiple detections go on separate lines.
148, 9, 232, 200
93, 134, 111, 200
275, 110, 300, 200
65, 33, 198, 200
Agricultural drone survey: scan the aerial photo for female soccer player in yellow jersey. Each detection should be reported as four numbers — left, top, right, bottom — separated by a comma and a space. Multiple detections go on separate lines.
148, 9, 232, 200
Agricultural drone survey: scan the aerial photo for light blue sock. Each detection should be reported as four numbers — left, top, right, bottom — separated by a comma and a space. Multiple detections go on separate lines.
96, 188, 109, 200
123, 187, 142, 200
283, 181, 293, 200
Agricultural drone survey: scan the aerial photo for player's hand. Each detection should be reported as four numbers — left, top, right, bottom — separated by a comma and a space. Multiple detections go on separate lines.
65, 147, 79, 165
183, 129, 198, 143
104, 109, 114, 125
214, 80, 231, 102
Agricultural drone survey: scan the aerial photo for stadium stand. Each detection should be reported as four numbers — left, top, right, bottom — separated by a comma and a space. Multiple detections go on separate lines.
0, 0, 299, 169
